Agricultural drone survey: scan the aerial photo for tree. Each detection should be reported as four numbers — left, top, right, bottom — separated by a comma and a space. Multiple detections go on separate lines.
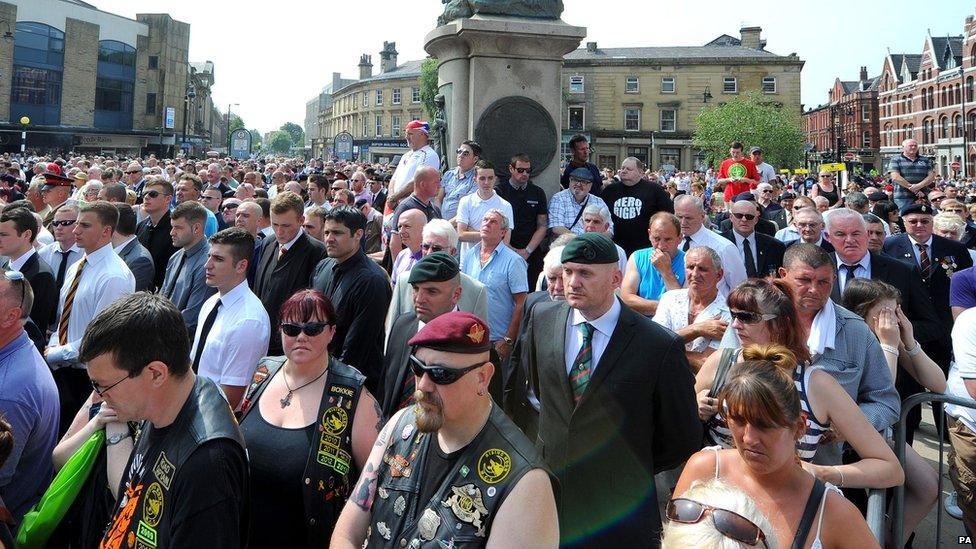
249, 129, 263, 150
280, 122, 304, 147
420, 58, 439, 120
228, 114, 245, 133
692, 93, 805, 170
268, 130, 293, 154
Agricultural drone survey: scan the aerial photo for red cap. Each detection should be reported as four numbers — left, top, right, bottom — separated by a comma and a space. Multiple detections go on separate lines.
408, 311, 491, 353
405, 120, 430, 135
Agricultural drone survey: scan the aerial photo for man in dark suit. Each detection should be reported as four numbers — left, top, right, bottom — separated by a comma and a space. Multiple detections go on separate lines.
765, 191, 795, 229
0, 207, 56, 331
786, 206, 835, 253
135, 179, 178, 291
254, 191, 327, 355
112, 204, 155, 292
722, 198, 786, 278
718, 192, 777, 236
520, 233, 701, 547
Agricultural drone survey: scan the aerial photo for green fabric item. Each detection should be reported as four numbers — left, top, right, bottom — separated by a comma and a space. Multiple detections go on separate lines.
16, 430, 105, 548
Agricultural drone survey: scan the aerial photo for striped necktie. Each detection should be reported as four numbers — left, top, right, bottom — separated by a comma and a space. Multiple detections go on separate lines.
569, 322, 595, 403
58, 257, 88, 345
916, 243, 931, 279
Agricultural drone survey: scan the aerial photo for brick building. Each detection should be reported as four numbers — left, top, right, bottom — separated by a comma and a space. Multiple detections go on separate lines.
877, 15, 976, 176
0, 0, 218, 156
802, 67, 880, 171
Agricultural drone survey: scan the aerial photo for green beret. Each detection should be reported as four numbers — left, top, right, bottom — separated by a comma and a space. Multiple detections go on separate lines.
407, 252, 459, 284
561, 233, 618, 264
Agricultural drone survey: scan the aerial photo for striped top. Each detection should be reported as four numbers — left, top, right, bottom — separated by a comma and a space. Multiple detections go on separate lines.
707, 356, 830, 462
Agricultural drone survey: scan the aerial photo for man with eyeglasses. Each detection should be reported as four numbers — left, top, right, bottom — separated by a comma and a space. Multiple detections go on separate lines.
928, 189, 946, 213
123, 162, 146, 199
0, 268, 59, 526
39, 205, 83, 293
438, 140, 481, 222
548, 168, 611, 236
888, 138, 936, 211
39, 169, 75, 229
332, 310, 557, 548
0, 207, 57, 336
200, 184, 228, 230
721, 199, 785, 278
785, 206, 834, 254
136, 179, 179, 290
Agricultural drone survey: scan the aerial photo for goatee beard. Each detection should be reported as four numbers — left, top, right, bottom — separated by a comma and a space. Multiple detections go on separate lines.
414, 389, 444, 433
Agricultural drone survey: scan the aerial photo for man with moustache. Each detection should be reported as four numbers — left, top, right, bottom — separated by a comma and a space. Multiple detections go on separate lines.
331, 311, 558, 548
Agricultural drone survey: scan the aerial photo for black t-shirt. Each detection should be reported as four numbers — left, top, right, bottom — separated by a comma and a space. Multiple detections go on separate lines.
415, 436, 464, 519
390, 195, 441, 234
601, 179, 674, 257
495, 180, 549, 249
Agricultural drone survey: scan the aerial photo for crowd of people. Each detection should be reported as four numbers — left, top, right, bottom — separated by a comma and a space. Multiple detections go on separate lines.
0, 127, 974, 548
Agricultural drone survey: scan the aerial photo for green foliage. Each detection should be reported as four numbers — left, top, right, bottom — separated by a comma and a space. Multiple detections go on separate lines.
249, 129, 263, 149
692, 93, 805, 170
279, 122, 304, 147
268, 131, 293, 154
420, 58, 439, 120
228, 114, 245, 133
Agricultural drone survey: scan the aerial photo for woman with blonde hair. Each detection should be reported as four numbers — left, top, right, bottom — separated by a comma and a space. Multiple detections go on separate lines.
663, 478, 776, 548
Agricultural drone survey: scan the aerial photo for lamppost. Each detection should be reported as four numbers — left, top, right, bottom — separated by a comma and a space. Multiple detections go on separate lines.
19, 116, 28, 155
830, 103, 855, 162
181, 83, 196, 156
226, 103, 239, 155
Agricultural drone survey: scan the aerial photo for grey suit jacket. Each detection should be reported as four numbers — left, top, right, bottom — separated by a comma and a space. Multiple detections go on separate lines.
117, 238, 155, 292
384, 271, 488, 344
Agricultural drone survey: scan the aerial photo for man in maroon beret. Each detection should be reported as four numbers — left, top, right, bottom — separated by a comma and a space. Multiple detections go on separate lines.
39, 170, 74, 228
333, 311, 558, 548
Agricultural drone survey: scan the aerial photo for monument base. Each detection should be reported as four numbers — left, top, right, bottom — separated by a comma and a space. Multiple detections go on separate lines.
425, 15, 585, 195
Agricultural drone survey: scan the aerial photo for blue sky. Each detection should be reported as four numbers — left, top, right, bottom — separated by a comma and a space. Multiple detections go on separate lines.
92, 0, 975, 134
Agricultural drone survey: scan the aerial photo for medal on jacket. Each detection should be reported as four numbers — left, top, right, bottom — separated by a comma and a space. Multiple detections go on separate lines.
418, 508, 442, 541
441, 484, 488, 537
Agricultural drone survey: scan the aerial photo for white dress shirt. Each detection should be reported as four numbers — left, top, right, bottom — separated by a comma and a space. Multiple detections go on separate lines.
564, 297, 622, 375
191, 280, 271, 388
39, 242, 83, 275
731, 231, 758, 274
684, 226, 747, 295
46, 243, 135, 366
9, 248, 35, 271
835, 252, 872, 294
652, 289, 730, 352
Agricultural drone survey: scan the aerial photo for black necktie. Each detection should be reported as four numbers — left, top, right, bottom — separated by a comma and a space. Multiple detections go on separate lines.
56, 250, 71, 290
682, 236, 693, 252
842, 264, 858, 289
192, 299, 222, 373
743, 239, 758, 278
164, 253, 187, 299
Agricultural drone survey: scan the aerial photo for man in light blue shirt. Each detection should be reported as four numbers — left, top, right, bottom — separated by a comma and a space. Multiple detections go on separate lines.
439, 140, 481, 222
460, 209, 528, 362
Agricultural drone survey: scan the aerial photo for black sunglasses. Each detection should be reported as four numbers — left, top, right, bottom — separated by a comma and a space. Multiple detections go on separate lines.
220, 204, 238, 212
421, 243, 444, 252
513, 167, 531, 174
125, 170, 141, 175
729, 310, 777, 324
409, 354, 484, 385
667, 499, 769, 548
281, 321, 329, 337
142, 190, 170, 199
90, 372, 132, 398
731, 212, 757, 221
51, 219, 76, 227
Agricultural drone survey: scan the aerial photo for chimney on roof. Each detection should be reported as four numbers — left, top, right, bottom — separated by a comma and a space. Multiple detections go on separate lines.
740, 26, 762, 50
860, 66, 868, 81
586, 41, 597, 53
358, 54, 372, 80
380, 41, 398, 74
332, 72, 342, 91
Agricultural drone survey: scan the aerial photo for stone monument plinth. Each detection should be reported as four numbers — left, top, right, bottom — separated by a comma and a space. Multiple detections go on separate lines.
425, 15, 585, 194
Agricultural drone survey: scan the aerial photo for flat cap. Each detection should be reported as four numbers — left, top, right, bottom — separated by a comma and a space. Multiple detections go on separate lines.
779, 191, 796, 200
900, 203, 934, 217
408, 311, 491, 353
561, 232, 618, 264
408, 252, 459, 284
568, 167, 594, 182
749, 146, 762, 154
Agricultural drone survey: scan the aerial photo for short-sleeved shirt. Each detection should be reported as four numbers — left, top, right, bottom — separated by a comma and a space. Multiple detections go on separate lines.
948, 307, 976, 431
652, 289, 730, 352
631, 247, 686, 303
390, 195, 441, 235
440, 167, 477, 221
390, 145, 440, 195
888, 153, 934, 200
950, 266, 976, 310
457, 191, 514, 257
719, 158, 759, 201
495, 180, 549, 250
460, 243, 528, 341
547, 190, 611, 235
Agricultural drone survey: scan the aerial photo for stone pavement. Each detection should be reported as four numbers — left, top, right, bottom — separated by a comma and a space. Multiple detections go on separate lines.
911, 411, 969, 547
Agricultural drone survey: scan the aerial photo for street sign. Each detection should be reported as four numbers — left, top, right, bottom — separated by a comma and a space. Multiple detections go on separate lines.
164, 107, 176, 130
843, 152, 856, 162
821, 163, 847, 172
952, 161, 962, 171
229, 128, 252, 159
334, 132, 354, 161
779, 169, 791, 174
794, 168, 810, 174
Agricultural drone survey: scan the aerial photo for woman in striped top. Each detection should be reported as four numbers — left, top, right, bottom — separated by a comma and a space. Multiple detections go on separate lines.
695, 279, 902, 489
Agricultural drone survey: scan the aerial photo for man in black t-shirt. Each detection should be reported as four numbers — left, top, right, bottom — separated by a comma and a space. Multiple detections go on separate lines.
560, 134, 604, 197
496, 153, 549, 286
601, 156, 674, 257
388, 166, 441, 258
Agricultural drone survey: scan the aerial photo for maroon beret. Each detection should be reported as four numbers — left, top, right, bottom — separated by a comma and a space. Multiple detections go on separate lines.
408, 311, 491, 353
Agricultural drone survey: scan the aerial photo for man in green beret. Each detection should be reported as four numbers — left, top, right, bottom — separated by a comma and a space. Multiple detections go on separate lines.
519, 231, 701, 547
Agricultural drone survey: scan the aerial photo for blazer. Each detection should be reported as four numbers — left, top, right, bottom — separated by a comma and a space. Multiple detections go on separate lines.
379, 311, 419, 420
505, 290, 552, 440
882, 233, 974, 326
136, 211, 178, 291
253, 231, 327, 354
765, 207, 789, 230
363, 216, 383, 255
788, 237, 835, 254
383, 272, 488, 342
718, 216, 777, 236
20, 253, 57, 334
721, 230, 786, 277
117, 238, 155, 292
522, 299, 701, 547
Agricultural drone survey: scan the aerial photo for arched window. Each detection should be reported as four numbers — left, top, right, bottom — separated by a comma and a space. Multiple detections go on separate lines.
941, 116, 949, 139
955, 114, 963, 138
10, 22, 65, 125
922, 119, 931, 143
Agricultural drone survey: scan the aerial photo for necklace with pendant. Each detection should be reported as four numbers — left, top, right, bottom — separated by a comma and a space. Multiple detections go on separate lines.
280, 366, 329, 408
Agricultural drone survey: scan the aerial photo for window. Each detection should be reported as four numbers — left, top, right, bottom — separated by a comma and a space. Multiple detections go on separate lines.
570, 75, 584, 93
392, 88, 401, 105
723, 77, 737, 93
11, 66, 62, 106
659, 147, 681, 169
862, 131, 871, 148
568, 106, 584, 130
97, 41, 136, 68
362, 117, 368, 137
762, 76, 776, 94
624, 108, 640, 131
625, 76, 639, 93
941, 116, 949, 139
375, 89, 383, 106
392, 115, 401, 137
95, 77, 133, 112
375, 115, 382, 137
145, 92, 156, 115
660, 109, 676, 132
412, 87, 421, 103
661, 77, 675, 93
956, 115, 963, 138
862, 106, 869, 122
363, 92, 368, 107
148, 56, 158, 70
627, 147, 648, 166
13, 22, 65, 67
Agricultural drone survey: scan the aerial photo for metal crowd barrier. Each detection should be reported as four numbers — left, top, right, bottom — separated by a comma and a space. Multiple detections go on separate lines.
865, 429, 891, 542
889, 392, 976, 548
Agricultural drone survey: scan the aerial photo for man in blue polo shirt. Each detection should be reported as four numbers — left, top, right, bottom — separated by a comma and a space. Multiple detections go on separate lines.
888, 138, 936, 211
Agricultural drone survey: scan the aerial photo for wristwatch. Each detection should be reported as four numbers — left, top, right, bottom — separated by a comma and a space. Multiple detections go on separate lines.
106, 432, 131, 446
502, 336, 514, 345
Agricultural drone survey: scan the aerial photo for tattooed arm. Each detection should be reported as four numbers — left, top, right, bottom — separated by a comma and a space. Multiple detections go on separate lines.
331, 407, 403, 548
351, 389, 383, 471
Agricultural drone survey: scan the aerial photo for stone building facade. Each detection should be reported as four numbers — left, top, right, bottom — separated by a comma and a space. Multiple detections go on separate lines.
802, 67, 881, 171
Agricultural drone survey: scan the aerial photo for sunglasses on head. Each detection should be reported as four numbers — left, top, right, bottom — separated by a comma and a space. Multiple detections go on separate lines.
731, 212, 757, 221
729, 310, 777, 324
51, 219, 76, 227
666, 499, 769, 548
281, 321, 329, 337
409, 354, 484, 385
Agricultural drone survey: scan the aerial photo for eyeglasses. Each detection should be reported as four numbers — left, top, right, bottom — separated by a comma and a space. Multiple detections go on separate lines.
125, 170, 141, 175
666, 499, 769, 548
409, 354, 484, 385
760, 189, 772, 194
570, 179, 593, 187
3, 271, 26, 313
456, 149, 472, 157
792, 205, 806, 211
930, 196, 944, 201
729, 310, 778, 324
905, 218, 931, 225
330, 186, 343, 191
281, 321, 330, 337
51, 219, 76, 227
819, 175, 832, 179
731, 212, 757, 221
421, 243, 445, 252
513, 167, 531, 174
142, 190, 170, 199
795, 222, 821, 229
90, 372, 133, 397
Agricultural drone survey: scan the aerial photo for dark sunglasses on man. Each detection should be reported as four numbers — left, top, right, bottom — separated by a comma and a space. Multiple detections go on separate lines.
731, 212, 756, 221
409, 354, 484, 385
666, 498, 769, 548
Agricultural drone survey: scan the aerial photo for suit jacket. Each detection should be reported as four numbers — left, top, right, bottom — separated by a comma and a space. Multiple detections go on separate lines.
379, 312, 419, 420
721, 230, 786, 277
254, 231, 327, 354
20, 253, 57, 333
371, 188, 388, 212
505, 290, 553, 440
788, 238, 835, 254
136, 211, 178, 291
719, 216, 777, 236
882, 233, 974, 327
363, 216, 383, 255
117, 238, 155, 292
765, 207, 789, 230
523, 299, 701, 547
384, 272, 488, 342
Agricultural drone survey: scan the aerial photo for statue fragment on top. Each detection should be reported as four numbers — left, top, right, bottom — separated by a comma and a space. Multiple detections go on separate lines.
438, 0, 564, 26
